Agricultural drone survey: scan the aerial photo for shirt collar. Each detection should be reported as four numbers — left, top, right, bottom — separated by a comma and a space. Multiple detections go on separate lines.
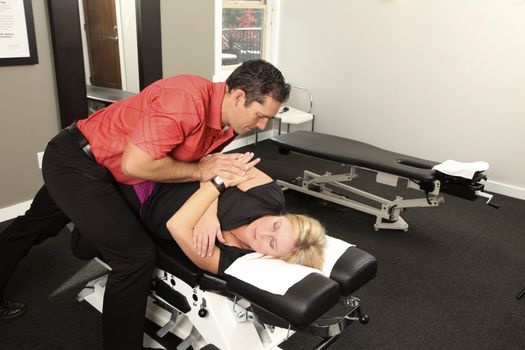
207, 82, 227, 130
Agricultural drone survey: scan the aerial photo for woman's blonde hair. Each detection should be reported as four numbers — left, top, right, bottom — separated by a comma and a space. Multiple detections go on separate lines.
281, 214, 326, 270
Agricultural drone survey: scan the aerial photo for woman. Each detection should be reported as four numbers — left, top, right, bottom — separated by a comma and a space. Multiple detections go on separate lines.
120, 152, 326, 276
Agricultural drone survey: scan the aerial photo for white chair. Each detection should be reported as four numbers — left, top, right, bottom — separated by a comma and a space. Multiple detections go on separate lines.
277, 84, 314, 134
255, 85, 315, 143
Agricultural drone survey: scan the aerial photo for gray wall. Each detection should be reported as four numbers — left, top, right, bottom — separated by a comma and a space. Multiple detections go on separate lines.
278, 0, 525, 199
161, 0, 215, 79
0, 1, 61, 208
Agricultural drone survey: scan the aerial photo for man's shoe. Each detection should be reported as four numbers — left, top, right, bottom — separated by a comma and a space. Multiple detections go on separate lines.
0, 299, 26, 320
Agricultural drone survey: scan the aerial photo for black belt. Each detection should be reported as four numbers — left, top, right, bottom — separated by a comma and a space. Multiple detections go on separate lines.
66, 123, 95, 160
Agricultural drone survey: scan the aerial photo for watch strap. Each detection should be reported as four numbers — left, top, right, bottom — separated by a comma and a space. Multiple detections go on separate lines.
211, 176, 226, 194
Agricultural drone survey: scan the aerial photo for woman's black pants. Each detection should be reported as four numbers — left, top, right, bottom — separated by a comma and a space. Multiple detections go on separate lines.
1, 128, 156, 350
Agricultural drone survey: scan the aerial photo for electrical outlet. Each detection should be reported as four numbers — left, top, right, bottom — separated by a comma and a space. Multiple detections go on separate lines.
37, 152, 44, 169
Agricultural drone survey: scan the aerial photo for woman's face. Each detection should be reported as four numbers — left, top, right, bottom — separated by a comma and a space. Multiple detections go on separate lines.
244, 215, 297, 257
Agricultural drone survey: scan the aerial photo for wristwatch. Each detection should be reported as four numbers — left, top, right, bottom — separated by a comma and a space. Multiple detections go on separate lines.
210, 175, 226, 194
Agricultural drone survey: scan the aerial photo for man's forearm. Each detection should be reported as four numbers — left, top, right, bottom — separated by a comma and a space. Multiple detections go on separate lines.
121, 142, 203, 182
127, 156, 202, 183
121, 141, 257, 183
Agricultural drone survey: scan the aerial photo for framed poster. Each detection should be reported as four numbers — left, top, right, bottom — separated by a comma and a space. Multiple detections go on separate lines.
0, 0, 38, 66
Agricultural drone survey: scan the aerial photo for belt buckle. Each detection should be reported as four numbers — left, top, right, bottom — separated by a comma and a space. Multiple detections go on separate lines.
82, 144, 93, 160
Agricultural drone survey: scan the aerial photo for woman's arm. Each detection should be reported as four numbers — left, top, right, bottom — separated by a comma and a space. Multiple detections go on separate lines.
167, 181, 223, 273
167, 153, 258, 273
193, 197, 222, 258
192, 164, 274, 258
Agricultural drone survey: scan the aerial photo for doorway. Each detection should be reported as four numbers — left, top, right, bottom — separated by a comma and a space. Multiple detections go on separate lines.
47, 0, 162, 128
82, 0, 122, 89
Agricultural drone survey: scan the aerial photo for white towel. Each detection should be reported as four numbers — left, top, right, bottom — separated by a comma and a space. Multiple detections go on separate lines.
432, 160, 489, 180
224, 236, 354, 295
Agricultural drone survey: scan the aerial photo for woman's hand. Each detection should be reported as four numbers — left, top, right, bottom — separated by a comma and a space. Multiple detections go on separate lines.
193, 213, 225, 257
223, 152, 259, 188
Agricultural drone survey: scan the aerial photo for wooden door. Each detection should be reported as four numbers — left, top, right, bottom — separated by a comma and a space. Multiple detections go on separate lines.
83, 0, 122, 89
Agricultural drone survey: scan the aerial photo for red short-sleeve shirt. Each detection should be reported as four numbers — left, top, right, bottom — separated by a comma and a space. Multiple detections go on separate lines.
76, 76, 235, 185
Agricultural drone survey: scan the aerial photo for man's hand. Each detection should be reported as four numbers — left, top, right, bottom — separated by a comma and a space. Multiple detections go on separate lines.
193, 214, 225, 257
197, 152, 260, 181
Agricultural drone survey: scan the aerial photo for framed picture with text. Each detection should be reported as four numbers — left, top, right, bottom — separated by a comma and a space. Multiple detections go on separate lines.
0, 0, 38, 66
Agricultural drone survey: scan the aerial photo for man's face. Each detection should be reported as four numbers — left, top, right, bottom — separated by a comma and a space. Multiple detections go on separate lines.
228, 91, 282, 135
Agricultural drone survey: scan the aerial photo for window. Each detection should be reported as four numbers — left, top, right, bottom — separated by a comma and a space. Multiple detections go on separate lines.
214, 0, 279, 81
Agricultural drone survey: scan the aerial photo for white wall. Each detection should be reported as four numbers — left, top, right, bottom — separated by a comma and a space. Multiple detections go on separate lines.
118, 0, 140, 92
278, 0, 525, 199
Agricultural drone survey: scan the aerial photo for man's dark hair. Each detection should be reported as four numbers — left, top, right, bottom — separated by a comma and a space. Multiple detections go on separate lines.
226, 59, 291, 106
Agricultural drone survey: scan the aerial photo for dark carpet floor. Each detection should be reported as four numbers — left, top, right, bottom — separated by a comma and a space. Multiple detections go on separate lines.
1, 140, 524, 350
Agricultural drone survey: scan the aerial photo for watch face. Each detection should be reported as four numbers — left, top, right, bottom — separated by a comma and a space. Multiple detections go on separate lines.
214, 176, 224, 185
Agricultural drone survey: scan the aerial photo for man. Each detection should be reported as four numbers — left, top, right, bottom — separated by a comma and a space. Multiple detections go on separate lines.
0, 60, 290, 349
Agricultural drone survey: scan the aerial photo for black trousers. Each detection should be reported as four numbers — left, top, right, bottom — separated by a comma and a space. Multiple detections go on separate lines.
1, 129, 156, 350
0, 185, 70, 294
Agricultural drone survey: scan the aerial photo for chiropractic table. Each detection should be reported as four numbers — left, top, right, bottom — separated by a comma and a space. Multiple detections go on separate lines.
270, 131, 495, 231
75, 232, 377, 350
76, 87, 377, 348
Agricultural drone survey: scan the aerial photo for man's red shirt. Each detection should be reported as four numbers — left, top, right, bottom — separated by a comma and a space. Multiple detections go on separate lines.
77, 75, 235, 185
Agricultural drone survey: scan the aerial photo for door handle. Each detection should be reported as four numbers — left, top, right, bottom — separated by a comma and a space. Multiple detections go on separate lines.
106, 36, 118, 41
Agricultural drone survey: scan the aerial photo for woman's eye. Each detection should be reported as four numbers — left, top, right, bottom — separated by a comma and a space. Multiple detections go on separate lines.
270, 238, 275, 250
273, 220, 280, 231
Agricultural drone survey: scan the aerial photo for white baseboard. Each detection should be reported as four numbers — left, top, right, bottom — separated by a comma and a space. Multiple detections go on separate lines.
485, 180, 525, 201
0, 200, 32, 223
